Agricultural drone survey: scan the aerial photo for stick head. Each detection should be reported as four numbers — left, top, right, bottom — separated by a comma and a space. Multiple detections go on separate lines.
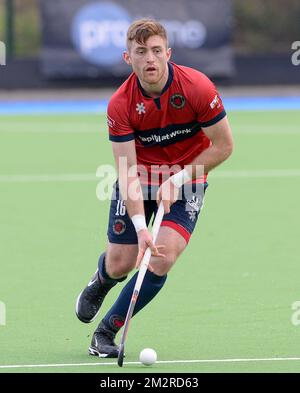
117, 344, 125, 367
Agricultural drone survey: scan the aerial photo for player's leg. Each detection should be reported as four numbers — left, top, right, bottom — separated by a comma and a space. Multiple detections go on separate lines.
92, 182, 208, 356
87, 242, 139, 358
97, 226, 186, 343
77, 180, 159, 357
75, 181, 140, 324
75, 244, 138, 324
146, 225, 187, 275
88, 225, 163, 358
90, 228, 185, 357
105, 241, 138, 279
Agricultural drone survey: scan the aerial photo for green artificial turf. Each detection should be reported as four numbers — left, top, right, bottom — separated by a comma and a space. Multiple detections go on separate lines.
0, 111, 300, 373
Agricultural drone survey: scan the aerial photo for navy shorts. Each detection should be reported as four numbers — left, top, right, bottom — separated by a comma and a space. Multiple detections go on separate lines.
107, 181, 208, 245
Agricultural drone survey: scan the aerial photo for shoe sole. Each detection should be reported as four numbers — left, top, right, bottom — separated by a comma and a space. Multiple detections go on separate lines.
88, 346, 120, 358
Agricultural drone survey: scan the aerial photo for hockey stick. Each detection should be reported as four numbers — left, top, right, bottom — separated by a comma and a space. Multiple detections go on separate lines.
117, 202, 164, 367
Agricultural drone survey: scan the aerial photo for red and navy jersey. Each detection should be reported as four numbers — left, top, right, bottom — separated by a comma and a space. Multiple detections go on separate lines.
107, 62, 226, 185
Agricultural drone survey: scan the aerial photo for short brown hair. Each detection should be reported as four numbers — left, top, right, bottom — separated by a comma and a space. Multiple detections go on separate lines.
127, 18, 168, 50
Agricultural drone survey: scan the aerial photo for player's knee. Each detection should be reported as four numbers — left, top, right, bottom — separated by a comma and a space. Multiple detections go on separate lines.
106, 264, 130, 280
151, 253, 177, 276
105, 255, 133, 279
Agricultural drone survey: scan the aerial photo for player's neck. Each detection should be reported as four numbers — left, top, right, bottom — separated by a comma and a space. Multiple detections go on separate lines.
138, 65, 169, 99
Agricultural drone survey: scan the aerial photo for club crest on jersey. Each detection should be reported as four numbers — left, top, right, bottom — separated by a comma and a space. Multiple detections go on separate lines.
113, 219, 126, 235
170, 94, 185, 109
136, 102, 146, 115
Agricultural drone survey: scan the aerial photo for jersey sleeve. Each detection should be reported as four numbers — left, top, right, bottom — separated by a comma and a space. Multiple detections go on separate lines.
107, 94, 135, 143
191, 73, 226, 128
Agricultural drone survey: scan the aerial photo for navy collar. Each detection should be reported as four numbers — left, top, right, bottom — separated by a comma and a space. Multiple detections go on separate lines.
137, 62, 174, 98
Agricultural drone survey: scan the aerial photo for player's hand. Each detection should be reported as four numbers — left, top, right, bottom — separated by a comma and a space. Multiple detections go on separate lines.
156, 178, 180, 214
135, 228, 165, 270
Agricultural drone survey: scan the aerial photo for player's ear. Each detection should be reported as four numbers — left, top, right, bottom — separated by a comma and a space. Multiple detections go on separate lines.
123, 51, 132, 65
166, 47, 172, 61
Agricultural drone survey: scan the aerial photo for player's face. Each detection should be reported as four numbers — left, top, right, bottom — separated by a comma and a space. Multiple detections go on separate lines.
124, 35, 171, 87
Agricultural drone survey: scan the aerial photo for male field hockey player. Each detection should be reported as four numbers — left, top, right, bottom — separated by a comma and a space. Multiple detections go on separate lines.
76, 18, 233, 357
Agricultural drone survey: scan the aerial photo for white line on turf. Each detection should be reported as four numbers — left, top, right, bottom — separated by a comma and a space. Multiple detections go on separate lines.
1, 357, 300, 369
210, 169, 300, 178
1, 169, 300, 183
233, 126, 300, 135
0, 128, 100, 133
1, 123, 300, 134
0, 174, 96, 182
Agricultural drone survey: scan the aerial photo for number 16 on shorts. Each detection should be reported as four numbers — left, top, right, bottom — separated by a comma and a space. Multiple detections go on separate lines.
116, 200, 126, 216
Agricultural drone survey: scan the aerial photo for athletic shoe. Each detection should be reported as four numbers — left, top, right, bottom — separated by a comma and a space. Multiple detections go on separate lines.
88, 321, 120, 358
75, 270, 116, 323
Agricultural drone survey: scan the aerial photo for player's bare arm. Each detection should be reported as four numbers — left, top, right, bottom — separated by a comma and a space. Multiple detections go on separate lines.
157, 116, 233, 213
191, 115, 233, 174
112, 140, 144, 216
112, 140, 165, 267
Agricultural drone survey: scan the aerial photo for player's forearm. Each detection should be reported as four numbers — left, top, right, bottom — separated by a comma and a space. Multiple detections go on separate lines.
118, 173, 148, 233
188, 143, 233, 178
118, 173, 145, 218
